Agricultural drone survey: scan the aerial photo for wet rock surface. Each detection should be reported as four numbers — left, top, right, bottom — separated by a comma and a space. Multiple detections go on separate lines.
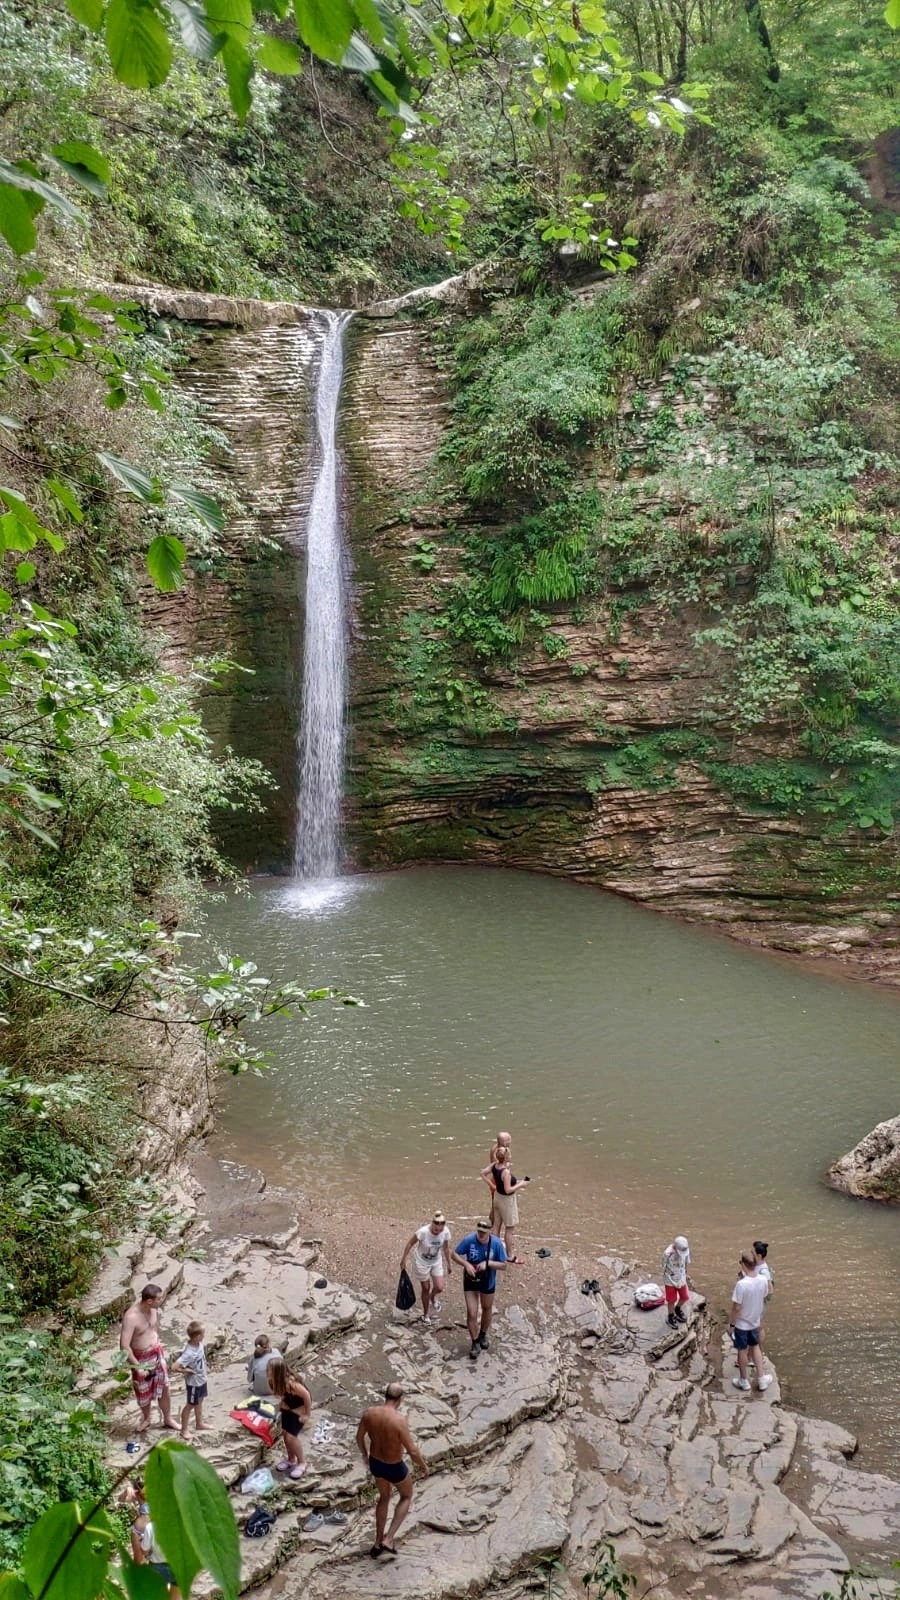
98, 1158, 900, 1600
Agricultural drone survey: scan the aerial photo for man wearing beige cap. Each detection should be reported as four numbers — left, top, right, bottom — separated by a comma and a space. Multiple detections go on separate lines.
399, 1211, 453, 1325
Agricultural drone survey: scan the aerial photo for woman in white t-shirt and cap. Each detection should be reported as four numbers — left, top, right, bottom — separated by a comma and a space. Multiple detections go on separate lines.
661, 1234, 691, 1328
400, 1211, 453, 1325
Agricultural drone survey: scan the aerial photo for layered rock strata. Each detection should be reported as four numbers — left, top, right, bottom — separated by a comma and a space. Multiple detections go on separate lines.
827, 1115, 900, 1203
145, 295, 899, 977
90, 1159, 900, 1600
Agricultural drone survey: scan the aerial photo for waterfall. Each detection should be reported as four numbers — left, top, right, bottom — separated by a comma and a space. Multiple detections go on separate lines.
294, 310, 352, 880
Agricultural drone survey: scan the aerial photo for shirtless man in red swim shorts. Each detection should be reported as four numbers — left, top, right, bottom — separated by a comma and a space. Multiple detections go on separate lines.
356, 1383, 428, 1558
120, 1284, 176, 1433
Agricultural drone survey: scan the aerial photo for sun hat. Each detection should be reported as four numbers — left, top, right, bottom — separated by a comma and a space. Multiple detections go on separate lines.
431, 1211, 446, 1225
673, 1235, 690, 1252
475, 1220, 491, 1232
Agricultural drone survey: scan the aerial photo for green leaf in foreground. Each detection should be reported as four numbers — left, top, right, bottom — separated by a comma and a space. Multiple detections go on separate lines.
65, 0, 104, 27
257, 34, 302, 73
0, 184, 41, 255
50, 142, 111, 198
293, 0, 355, 63
96, 451, 161, 503
145, 1441, 240, 1600
0, 1576, 31, 1600
105, 0, 173, 88
120, 1560, 171, 1600
146, 534, 187, 591
22, 1503, 115, 1600
169, 0, 222, 58
169, 482, 225, 531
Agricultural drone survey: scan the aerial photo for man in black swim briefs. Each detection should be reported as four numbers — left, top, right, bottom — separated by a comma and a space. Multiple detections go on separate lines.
356, 1382, 428, 1558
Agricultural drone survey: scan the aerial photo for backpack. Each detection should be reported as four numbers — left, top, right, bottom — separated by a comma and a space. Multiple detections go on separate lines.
244, 1506, 276, 1539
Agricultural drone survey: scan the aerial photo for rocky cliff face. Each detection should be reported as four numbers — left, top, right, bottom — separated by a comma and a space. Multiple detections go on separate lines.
149, 295, 899, 978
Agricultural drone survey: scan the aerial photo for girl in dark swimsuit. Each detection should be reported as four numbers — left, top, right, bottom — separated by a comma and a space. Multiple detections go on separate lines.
267, 1358, 312, 1479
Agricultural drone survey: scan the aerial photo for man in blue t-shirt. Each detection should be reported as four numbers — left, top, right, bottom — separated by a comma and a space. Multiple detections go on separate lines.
452, 1220, 508, 1360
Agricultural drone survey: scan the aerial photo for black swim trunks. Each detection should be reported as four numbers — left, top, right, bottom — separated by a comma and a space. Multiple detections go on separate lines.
369, 1456, 409, 1484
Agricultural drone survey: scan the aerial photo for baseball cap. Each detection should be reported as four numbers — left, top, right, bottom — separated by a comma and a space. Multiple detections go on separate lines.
475, 1220, 491, 1232
431, 1211, 446, 1225
673, 1235, 689, 1252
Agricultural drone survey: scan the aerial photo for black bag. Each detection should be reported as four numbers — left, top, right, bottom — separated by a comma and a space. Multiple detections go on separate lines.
245, 1507, 276, 1539
395, 1267, 416, 1312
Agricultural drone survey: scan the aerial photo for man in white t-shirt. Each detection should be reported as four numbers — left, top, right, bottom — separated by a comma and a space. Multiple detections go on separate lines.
730, 1250, 772, 1392
399, 1212, 453, 1325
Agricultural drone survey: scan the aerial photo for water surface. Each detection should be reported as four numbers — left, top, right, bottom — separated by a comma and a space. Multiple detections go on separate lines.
205, 867, 900, 1473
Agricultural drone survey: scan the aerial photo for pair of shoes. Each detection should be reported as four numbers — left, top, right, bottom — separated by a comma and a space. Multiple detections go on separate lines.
580, 1279, 599, 1296
732, 1376, 751, 1391
421, 1315, 433, 1326
478, 1333, 490, 1351
289, 1463, 308, 1480
303, 1513, 325, 1532
431, 1299, 442, 1312
469, 1341, 480, 1360
757, 1373, 773, 1391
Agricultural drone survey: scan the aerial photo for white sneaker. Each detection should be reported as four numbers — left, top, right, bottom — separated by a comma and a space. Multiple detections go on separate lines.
732, 1377, 751, 1391
421, 1315, 433, 1326
757, 1373, 773, 1391
431, 1299, 442, 1313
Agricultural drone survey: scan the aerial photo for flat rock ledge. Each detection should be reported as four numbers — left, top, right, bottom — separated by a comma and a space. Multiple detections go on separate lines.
826, 1114, 900, 1203
92, 1166, 900, 1600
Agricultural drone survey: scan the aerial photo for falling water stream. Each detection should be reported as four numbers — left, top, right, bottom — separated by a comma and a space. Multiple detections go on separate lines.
294, 310, 352, 880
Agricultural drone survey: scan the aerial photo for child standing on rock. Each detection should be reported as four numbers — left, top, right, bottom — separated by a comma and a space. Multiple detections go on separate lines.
268, 1357, 312, 1479
173, 1320, 209, 1442
662, 1235, 691, 1329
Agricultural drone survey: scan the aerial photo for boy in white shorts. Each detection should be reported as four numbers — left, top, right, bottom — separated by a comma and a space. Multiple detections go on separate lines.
399, 1212, 453, 1325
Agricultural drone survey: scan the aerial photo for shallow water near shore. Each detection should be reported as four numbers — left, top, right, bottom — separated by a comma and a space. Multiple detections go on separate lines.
205, 865, 900, 1476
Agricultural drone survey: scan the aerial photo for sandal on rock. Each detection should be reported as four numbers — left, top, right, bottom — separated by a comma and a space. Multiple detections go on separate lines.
325, 1511, 348, 1524
289, 1464, 308, 1480
303, 1514, 325, 1532
536, 1248, 552, 1258
369, 1546, 383, 1559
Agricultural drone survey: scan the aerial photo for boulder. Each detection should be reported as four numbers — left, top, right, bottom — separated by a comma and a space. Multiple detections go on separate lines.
826, 1114, 900, 1202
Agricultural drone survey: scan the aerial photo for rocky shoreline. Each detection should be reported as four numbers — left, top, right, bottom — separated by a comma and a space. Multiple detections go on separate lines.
82, 1153, 900, 1600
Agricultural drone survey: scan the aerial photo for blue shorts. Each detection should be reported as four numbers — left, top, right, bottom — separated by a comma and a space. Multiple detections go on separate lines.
369, 1456, 409, 1484
733, 1326, 760, 1350
152, 1562, 175, 1587
186, 1382, 208, 1406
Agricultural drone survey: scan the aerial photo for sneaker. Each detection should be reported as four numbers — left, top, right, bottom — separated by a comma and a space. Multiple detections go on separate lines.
469, 1342, 480, 1360
431, 1299, 442, 1312
478, 1333, 490, 1351
757, 1373, 773, 1391
674, 1307, 687, 1324
732, 1376, 751, 1391
421, 1316, 433, 1326
667, 1314, 679, 1329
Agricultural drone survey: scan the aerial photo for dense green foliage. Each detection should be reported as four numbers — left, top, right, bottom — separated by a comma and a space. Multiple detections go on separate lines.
413, 36, 899, 836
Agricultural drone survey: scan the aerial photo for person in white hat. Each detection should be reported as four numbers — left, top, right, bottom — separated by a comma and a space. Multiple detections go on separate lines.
661, 1234, 692, 1328
399, 1211, 452, 1325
